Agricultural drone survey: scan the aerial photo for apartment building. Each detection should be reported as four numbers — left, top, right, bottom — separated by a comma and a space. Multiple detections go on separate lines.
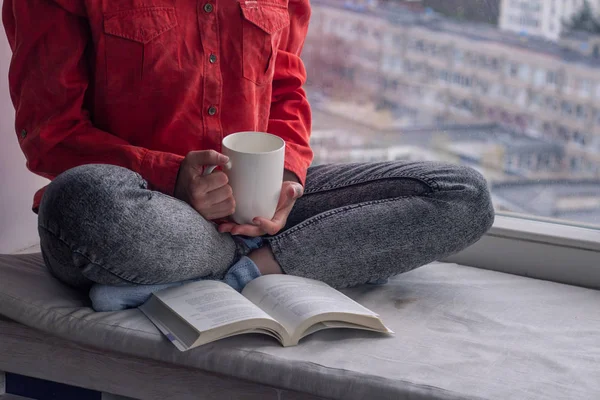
499, 0, 600, 41
303, 1, 600, 177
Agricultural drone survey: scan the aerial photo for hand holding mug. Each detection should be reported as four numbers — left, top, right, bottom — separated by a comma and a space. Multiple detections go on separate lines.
218, 180, 304, 236
174, 150, 236, 220
204, 132, 287, 227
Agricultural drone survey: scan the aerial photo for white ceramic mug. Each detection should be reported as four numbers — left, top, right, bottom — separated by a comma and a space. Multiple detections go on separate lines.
204, 132, 285, 225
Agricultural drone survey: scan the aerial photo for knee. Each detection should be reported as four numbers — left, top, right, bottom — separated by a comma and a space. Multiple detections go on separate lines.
38, 165, 149, 289
446, 165, 495, 239
39, 164, 146, 231
43, 164, 144, 206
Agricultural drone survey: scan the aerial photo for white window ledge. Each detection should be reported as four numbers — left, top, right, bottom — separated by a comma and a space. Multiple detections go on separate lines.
446, 213, 600, 290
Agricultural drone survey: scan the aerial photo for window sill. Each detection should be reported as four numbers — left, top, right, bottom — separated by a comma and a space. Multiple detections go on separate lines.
488, 212, 600, 251
446, 214, 600, 290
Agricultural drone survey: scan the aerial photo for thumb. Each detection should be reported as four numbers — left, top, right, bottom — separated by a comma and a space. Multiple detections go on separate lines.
277, 182, 301, 209
287, 182, 304, 200
187, 150, 229, 171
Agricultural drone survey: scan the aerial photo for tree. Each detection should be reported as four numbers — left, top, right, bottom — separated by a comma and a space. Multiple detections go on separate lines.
564, 0, 600, 34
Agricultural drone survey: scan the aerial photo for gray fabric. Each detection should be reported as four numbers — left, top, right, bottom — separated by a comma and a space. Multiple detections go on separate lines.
271, 161, 494, 288
38, 162, 493, 291
38, 164, 242, 287
1, 253, 599, 400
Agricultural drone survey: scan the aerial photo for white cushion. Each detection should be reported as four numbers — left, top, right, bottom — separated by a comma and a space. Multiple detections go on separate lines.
1, 252, 599, 400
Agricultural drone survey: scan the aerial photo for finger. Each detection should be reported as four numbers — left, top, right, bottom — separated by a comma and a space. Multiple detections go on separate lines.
291, 183, 304, 199
218, 223, 237, 234
278, 182, 304, 209
276, 187, 292, 209
218, 222, 263, 236
256, 188, 299, 235
285, 182, 304, 199
205, 198, 236, 221
230, 224, 264, 237
193, 171, 229, 193
254, 214, 285, 235
187, 150, 229, 173
204, 184, 234, 206
277, 185, 302, 219
255, 202, 293, 234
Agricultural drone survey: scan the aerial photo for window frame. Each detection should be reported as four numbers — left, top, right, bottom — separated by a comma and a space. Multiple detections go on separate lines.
446, 213, 600, 290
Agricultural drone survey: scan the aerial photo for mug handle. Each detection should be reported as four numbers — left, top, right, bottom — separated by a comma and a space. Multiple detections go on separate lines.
202, 161, 232, 176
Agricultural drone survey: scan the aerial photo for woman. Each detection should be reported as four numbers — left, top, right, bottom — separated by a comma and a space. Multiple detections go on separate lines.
3, 0, 494, 311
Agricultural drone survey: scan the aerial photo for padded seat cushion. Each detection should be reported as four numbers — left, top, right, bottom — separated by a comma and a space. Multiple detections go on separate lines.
0, 253, 599, 400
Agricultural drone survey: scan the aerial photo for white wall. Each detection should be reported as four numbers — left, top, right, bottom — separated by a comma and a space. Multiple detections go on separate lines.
0, 23, 48, 253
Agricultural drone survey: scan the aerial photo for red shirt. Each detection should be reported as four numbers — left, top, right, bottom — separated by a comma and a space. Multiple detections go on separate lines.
3, 0, 313, 211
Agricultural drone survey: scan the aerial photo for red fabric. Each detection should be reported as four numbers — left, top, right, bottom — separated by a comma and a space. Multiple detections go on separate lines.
2, 0, 313, 212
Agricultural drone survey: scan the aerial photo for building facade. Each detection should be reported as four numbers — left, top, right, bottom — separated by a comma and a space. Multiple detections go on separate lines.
303, 1, 600, 179
499, 0, 600, 41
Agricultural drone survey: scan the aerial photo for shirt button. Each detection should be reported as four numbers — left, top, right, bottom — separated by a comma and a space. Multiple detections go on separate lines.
20, 129, 27, 139
203, 3, 214, 13
208, 106, 217, 116
209, 54, 217, 64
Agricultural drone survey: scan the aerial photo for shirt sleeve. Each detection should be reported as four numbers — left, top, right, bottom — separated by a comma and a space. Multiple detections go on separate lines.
267, 0, 314, 186
2, 0, 184, 196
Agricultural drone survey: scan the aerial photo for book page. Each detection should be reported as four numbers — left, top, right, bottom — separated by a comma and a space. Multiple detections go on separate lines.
154, 280, 276, 332
140, 302, 188, 352
242, 275, 378, 333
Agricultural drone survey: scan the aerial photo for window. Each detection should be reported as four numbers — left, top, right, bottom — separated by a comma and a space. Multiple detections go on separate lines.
579, 79, 592, 98
453, 49, 463, 65
575, 104, 588, 120
561, 100, 574, 116
530, 93, 543, 109
534, 68, 545, 86
518, 64, 531, 82
303, 1, 600, 227
506, 62, 519, 78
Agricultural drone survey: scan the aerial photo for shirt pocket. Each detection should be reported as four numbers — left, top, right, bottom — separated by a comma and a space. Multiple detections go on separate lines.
240, 1, 290, 86
103, 7, 179, 92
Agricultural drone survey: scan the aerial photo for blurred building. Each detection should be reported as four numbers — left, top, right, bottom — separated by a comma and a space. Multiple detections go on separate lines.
312, 122, 572, 180
499, 0, 600, 41
303, 1, 600, 179
491, 179, 600, 223
424, 0, 501, 24
309, 118, 600, 222
560, 30, 600, 58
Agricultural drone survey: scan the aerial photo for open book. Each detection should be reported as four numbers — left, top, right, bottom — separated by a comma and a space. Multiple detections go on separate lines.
140, 275, 392, 350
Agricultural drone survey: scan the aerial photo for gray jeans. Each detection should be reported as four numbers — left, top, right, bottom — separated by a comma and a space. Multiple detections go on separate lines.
38, 162, 494, 289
